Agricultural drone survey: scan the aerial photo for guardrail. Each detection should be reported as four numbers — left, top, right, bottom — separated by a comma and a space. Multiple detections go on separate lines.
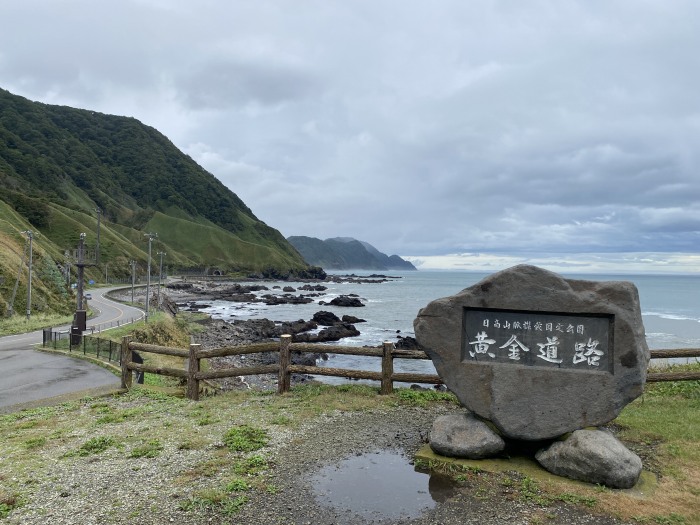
43, 331, 124, 365
119, 337, 699, 401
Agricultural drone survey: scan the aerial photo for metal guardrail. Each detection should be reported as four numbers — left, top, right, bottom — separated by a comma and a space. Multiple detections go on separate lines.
43, 331, 123, 365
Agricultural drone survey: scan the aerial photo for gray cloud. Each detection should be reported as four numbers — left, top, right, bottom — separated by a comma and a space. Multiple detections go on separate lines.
1, 0, 698, 265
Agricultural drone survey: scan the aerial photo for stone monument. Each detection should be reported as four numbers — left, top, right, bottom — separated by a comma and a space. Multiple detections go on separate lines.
414, 265, 649, 488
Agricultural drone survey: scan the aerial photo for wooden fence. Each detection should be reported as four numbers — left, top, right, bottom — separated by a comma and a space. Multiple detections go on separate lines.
119, 336, 700, 401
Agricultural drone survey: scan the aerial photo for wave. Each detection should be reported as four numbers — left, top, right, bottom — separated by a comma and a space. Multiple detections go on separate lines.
643, 311, 700, 323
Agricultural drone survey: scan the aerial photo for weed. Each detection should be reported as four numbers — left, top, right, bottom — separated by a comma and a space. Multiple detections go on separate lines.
270, 414, 292, 426
519, 476, 551, 506
394, 388, 458, 407
232, 455, 269, 476
179, 490, 248, 516
196, 414, 217, 426
129, 440, 163, 458
222, 495, 249, 515
223, 425, 268, 452
651, 514, 687, 525
96, 408, 140, 424
0, 492, 23, 518
24, 437, 47, 450
66, 436, 116, 457
557, 492, 597, 508
501, 476, 515, 487
225, 478, 250, 492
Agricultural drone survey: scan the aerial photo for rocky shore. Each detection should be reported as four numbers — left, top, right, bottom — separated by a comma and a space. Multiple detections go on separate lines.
115, 276, 418, 392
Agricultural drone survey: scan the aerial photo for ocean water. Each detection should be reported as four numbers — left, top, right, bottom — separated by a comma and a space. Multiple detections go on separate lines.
198, 270, 700, 380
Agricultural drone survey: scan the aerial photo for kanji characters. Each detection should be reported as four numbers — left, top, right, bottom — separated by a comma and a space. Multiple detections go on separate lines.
468, 331, 496, 358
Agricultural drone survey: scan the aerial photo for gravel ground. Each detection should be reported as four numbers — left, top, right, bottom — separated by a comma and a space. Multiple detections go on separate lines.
232, 408, 631, 525
4, 401, 632, 525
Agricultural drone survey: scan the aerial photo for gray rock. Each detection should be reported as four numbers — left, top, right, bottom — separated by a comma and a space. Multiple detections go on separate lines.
429, 412, 505, 459
535, 429, 643, 488
414, 265, 649, 440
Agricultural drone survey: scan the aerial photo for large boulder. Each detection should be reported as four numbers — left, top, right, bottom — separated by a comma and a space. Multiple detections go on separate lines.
414, 265, 649, 440
535, 429, 643, 488
430, 413, 505, 459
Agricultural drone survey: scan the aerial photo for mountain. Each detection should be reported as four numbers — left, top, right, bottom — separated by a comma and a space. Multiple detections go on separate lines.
287, 236, 416, 271
0, 88, 317, 317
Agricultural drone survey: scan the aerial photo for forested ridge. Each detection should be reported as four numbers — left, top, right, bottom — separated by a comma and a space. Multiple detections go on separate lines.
0, 88, 313, 316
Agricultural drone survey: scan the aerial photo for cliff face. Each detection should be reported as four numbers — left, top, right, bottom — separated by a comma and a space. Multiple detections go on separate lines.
287, 236, 416, 271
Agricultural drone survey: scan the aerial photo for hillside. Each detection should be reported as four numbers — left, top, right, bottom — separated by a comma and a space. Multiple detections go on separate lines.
0, 88, 317, 317
287, 236, 416, 271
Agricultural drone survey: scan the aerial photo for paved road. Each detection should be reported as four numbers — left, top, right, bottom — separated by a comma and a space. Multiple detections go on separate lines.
0, 287, 144, 410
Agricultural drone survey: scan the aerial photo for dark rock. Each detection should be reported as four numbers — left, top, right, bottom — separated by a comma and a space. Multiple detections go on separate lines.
312, 311, 341, 326
395, 335, 420, 349
328, 295, 365, 307
261, 294, 314, 305
341, 315, 366, 324
283, 286, 296, 292
278, 319, 318, 335
293, 323, 360, 343
299, 284, 327, 292
166, 282, 194, 290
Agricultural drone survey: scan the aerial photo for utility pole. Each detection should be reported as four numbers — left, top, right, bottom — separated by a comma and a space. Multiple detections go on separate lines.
21, 230, 33, 320
157, 251, 166, 308
95, 207, 101, 265
130, 260, 136, 304
144, 233, 157, 322
76, 233, 86, 312
105, 262, 109, 285
64, 250, 71, 286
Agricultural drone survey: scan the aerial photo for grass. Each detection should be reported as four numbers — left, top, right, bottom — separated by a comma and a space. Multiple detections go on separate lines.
0, 366, 697, 523
0, 312, 74, 336
223, 425, 269, 452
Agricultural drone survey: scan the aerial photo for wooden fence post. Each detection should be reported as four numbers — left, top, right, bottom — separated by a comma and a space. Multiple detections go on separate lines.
278, 334, 292, 394
187, 343, 201, 401
381, 341, 394, 395
120, 336, 133, 389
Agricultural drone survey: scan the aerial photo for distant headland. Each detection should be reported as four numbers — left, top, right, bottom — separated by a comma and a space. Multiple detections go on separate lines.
287, 236, 416, 271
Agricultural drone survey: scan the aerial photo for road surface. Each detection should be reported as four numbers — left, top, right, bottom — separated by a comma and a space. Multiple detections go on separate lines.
0, 287, 144, 410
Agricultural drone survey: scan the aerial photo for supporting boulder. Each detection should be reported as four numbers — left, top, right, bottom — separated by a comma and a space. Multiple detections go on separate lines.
535, 429, 642, 489
429, 412, 505, 459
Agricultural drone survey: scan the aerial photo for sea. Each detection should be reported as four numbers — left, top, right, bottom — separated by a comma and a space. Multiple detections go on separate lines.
197, 270, 700, 383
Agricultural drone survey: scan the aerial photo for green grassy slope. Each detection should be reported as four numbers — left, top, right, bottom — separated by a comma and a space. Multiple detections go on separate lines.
0, 87, 311, 288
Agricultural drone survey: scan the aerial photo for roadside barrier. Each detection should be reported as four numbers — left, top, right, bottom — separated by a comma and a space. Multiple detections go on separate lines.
43, 331, 123, 365
119, 336, 700, 401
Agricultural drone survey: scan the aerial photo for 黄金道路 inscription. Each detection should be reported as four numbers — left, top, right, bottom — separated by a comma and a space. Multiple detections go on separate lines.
463, 308, 613, 372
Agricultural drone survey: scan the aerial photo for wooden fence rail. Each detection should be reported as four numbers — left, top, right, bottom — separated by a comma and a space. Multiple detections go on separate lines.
120, 337, 700, 401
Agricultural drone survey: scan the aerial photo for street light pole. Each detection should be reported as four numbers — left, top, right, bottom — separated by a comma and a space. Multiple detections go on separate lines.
95, 207, 101, 265
144, 233, 157, 322
76, 233, 86, 312
157, 251, 166, 308
21, 230, 33, 320
130, 260, 136, 304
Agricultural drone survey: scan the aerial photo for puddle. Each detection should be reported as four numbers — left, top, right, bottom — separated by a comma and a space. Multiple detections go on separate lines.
311, 449, 458, 520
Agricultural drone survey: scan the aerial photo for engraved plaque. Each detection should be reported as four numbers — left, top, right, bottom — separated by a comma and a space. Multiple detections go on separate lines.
462, 307, 613, 373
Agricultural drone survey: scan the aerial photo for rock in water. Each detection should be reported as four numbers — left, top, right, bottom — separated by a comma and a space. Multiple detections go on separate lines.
429, 413, 505, 459
414, 265, 649, 440
535, 429, 643, 488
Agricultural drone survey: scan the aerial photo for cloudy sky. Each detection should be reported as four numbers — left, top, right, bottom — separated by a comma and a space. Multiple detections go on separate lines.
1, 1, 699, 273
